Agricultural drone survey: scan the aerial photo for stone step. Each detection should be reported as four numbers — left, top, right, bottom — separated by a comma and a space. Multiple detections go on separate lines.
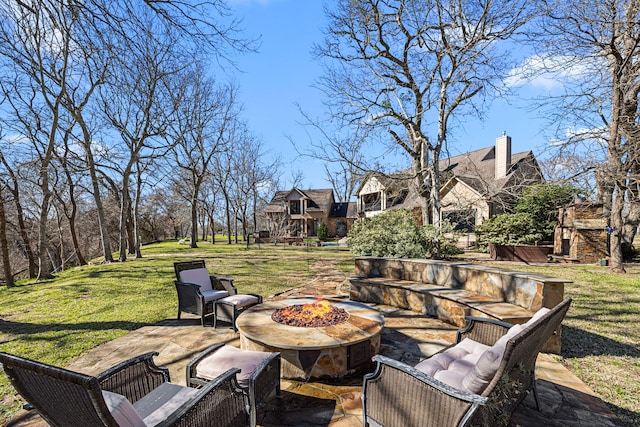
427, 288, 535, 327
349, 277, 535, 328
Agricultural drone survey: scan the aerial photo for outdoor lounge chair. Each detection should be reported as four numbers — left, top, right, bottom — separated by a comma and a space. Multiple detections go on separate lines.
173, 260, 237, 326
187, 343, 281, 427
174, 260, 262, 330
0, 351, 247, 427
362, 298, 572, 427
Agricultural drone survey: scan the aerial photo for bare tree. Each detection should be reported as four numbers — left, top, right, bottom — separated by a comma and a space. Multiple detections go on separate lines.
170, 69, 239, 248
99, 11, 186, 261
317, 0, 538, 256
292, 109, 370, 202
534, 0, 640, 272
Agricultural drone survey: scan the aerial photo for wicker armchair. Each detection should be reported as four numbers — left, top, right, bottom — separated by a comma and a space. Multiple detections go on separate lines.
0, 351, 247, 427
173, 260, 238, 326
363, 298, 572, 427
187, 343, 281, 427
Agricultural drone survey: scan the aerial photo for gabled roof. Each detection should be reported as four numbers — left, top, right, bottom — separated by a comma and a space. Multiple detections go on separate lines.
264, 188, 335, 214
356, 145, 542, 200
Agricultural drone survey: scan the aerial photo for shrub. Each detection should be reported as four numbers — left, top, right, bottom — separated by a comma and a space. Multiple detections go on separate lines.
475, 212, 545, 250
317, 221, 329, 241
515, 183, 577, 239
347, 209, 460, 258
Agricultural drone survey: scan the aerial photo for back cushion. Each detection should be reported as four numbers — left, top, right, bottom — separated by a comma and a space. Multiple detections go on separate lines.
179, 268, 212, 292
102, 391, 146, 427
461, 347, 502, 394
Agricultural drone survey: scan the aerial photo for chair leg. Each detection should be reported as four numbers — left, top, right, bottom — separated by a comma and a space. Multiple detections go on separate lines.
532, 380, 541, 411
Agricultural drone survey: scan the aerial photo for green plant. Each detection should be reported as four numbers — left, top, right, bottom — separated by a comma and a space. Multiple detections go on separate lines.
347, 209, 460, 258
514, 183, 577, 238
475, 212, 545, 249
317, 221, 329, 241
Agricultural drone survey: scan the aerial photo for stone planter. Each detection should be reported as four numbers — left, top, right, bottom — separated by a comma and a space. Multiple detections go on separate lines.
489, 243, 553, 263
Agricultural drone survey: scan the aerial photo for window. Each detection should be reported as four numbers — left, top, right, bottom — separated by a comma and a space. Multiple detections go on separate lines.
336, 220, 347, 236
443, 209, 476, 231
289, 200, 301, 214
362, 194, 381, 212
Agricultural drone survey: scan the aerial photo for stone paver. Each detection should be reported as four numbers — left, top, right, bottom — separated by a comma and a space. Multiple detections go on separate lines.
5, 263, 626, 427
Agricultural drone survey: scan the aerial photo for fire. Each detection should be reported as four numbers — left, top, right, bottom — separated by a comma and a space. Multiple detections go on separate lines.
272, 299, 349, 327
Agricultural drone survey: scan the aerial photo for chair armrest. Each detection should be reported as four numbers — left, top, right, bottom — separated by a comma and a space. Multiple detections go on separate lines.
158, 368, 247, 427
364, 355, 487, 427
456, 316, 513, 346
250, 351, 280, 404
97, 352, 170, 403
212, 275, 238, 295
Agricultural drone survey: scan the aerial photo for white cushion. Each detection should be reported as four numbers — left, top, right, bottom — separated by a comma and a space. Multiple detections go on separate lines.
461, 347, 503, 394
219, 294, 260, 307
201, 289, 229, 302
195, 345, 273, 387
102, 390, 146, 427
527, 307, 551, 326
414, 339, 488, 377
415, 337, 504, 395
179, 268, 212, 292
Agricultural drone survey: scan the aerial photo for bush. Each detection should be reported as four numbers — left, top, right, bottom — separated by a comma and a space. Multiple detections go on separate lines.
347, 209, 460, 258
475, 212, 545, 250
317, 221, 329, 241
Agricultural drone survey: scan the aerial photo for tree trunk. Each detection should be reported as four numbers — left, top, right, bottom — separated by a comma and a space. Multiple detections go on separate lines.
36, 190, 53, 280
609, 188, 627, 273
0, 189, 14, 287
118, 177, 130, 262
190, 190, 199, 248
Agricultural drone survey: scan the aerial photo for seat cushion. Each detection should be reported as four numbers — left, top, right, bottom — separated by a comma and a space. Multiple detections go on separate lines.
133, 383, 199, 427
179, 268, 212, 292
219, 294, 260, 307
414, 338, 488, 377
195, 345, 274, 387
415, 337, 507, 395
102, 390, 146, 427
201, 289, 229, 302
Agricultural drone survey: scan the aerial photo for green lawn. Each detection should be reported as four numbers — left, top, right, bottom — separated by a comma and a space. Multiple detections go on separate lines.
0, 241, 638, 425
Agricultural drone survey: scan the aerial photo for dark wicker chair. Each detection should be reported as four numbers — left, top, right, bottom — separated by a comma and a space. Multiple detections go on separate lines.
0, 351, 247, 427
187, 343, 281, 427
173, 260, 238, 326
362, 298, 572, 427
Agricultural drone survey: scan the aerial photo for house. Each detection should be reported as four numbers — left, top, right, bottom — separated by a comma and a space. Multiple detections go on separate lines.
264, 188, 358, 239
356, 134, 544, 230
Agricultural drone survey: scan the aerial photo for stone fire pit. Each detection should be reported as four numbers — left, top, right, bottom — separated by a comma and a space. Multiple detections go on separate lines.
236, 298, 384, 380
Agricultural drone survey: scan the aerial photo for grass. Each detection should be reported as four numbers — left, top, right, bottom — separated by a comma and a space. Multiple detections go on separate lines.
0, 240, 638, 425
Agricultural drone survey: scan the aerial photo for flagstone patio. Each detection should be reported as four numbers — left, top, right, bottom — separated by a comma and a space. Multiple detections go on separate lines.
5, 268, 625, 427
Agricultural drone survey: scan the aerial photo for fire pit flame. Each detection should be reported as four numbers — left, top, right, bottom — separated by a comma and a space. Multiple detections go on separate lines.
271, 299, 349, 327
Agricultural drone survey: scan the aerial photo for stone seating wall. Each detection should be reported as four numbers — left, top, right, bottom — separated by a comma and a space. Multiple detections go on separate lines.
349, 257, 569, 353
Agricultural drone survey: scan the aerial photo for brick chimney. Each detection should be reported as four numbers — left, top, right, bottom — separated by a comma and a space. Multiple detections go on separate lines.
495, 132, 512, 179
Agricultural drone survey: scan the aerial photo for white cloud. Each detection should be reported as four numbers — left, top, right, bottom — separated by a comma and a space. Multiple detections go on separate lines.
505, 54, 598, 89
549, 126, 608, 147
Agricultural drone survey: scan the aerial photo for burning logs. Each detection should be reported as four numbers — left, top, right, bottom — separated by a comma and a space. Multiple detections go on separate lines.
271, 299, 349, 327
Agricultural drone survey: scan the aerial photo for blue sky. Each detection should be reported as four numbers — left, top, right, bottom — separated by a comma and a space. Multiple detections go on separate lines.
227, 0, 554, 191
